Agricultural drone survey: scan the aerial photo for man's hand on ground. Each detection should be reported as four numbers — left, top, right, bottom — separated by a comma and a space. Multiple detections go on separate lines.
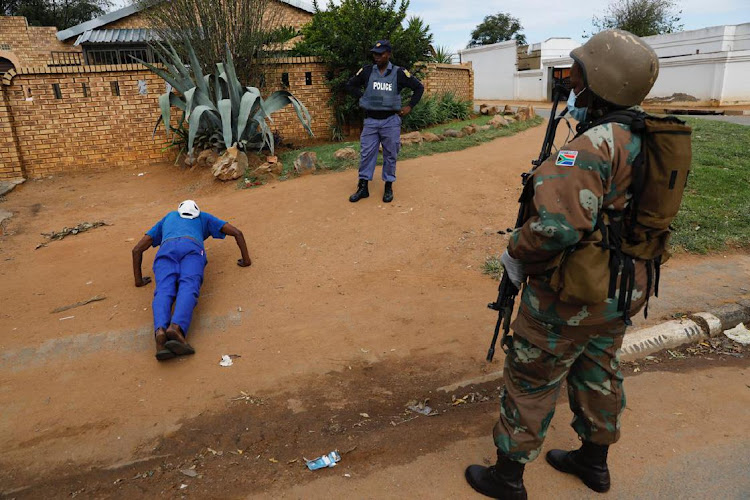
237, 258, 252, 268
135, 276, 152, 287
399, 106, 412, 116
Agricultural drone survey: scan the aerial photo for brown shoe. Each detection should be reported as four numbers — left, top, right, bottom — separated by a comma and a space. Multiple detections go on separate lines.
165, 324, 195, 356
155, 329, 175, 361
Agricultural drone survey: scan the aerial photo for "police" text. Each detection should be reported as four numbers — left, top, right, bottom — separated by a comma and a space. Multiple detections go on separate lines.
373, 82, 393, 91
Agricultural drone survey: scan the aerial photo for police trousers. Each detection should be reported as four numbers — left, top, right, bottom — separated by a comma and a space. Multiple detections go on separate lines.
358, 114, 401, 182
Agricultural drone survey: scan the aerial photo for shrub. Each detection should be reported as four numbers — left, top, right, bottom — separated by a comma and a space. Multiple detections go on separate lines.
401, 92, 473, 131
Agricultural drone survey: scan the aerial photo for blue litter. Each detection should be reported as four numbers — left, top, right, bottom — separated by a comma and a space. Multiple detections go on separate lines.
305, 450, 341, 471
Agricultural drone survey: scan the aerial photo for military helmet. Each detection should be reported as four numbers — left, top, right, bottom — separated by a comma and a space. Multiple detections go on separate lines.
570, 29, 659, 107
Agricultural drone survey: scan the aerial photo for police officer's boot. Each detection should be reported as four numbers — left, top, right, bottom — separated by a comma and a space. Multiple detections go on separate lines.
465, 452, 527, 499
546, 441, 610, 493
383, 181, 393, 203
349, 179, 369, 202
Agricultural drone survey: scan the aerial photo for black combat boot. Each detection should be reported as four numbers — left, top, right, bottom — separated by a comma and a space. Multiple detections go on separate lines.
465, 452, 527, 499
349, 179, 369, 202
383, 181, 394, 203
546, 441, 610, 493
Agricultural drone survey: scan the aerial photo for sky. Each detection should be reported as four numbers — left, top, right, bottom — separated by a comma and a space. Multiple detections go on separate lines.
110, 0, 750, 54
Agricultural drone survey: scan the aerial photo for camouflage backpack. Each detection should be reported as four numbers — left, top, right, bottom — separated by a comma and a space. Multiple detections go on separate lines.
588, 110, 693, 322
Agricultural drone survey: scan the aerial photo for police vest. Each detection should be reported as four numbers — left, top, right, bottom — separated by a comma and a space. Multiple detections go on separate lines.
359, 65, 402, 112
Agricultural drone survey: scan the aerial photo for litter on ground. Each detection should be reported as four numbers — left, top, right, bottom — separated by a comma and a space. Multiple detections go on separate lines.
724, 323, 750, 345
305, 451, 341, 471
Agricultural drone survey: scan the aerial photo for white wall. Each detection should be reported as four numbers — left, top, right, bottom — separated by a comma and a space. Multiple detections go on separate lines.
459, 40, 516, 100
462, 24, 750, 105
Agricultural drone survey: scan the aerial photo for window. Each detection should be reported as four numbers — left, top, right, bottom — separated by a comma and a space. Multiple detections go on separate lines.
82, 82, 90, 97
52, 83, 62, 99
84, 45, 155, 65
0, 43, 10, 51
305, 71, 312, 85
281, 72, 289, 87
110, 81, 120, 96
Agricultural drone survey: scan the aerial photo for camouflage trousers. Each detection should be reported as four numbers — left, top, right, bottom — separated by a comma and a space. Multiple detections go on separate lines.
493, 309, 627, 463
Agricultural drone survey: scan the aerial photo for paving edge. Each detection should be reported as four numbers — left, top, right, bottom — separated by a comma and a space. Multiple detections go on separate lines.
439, 299, 750, 392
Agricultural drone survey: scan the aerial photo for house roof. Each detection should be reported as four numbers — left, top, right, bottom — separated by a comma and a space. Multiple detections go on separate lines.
74, 28, 158, 45
57, 0, 315, 42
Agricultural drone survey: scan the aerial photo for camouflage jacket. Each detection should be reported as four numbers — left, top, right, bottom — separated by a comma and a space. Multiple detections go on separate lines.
508, 118, 650, 327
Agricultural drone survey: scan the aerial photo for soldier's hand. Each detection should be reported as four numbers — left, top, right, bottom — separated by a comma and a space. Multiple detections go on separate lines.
399, 106, 412, 116
135, 276, 152, 287
501, 251, 526, 288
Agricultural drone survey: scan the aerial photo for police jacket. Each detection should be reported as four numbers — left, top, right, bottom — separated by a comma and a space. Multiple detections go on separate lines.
346, 62, 424, 119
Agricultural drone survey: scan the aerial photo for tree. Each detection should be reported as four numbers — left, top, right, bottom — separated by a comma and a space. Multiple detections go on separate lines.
140, 0, 294, 86
5, 0, 111, 29
468, 12, 526, 48
590, 0, 683, 37
294, 0, 433, 136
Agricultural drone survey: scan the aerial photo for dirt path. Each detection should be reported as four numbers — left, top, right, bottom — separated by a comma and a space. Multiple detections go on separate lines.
1, 123, 748, 496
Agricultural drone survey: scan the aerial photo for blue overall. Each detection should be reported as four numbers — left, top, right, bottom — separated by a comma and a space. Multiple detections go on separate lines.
146, 211, 227, 336
359, 62, 402, 183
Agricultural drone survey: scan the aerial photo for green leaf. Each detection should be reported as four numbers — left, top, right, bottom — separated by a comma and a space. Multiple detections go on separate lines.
188, 105, 218, 155
158, 92, 172, 139
237, 89, 261, 141
218, 99, 234, 150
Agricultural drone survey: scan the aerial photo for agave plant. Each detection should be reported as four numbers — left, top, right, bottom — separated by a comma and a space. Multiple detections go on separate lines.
135, 41, 312, 157
430, 45, 455, 64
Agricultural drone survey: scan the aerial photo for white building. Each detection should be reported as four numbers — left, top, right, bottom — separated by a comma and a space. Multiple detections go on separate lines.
459, 23, 750, 105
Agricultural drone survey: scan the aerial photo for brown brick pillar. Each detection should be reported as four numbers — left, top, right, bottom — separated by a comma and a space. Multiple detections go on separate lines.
0, 84, 25, 180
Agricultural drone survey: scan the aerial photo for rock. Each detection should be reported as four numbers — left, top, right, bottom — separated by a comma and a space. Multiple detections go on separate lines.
0, 179, 24, 197
515, 106, 531, 122
528, 106, 537, 118
442, 129, 461, 138
400, 131, 423, 145
266, 155, 278, 164
479, 104, 490, 115
212, 145, 248, 181
461, 126, 476, 136
503, 105, 513, 115
334, 147, 358, 161
478, 125, 492, 131
422, 132, 442, 142
505, 116, 516, 123
196, 149, 219, 169
0, 209, 13, 227
252, 160, 283, 178
294, 151, 317, 175
489, 115, 509, 128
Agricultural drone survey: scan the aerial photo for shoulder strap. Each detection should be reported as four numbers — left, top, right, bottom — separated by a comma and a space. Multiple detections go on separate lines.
576, 109, 647, 137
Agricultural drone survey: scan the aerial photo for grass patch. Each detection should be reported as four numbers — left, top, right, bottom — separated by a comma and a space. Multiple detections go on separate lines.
671, 118, 750, 253
482, 255, 504, 281
278, 115, 544, 176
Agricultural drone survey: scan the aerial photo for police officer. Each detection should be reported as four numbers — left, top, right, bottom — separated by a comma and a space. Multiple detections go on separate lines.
345, 40, 424, 203
465, 30, 661, 498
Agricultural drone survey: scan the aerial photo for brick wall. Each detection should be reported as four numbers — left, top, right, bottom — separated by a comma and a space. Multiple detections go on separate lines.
420, 63, 474, 102
0, 17, 81, 70
0, 85, 24, 180
0, 65, 168, 179
261, 57, 333, 141
0, 58, 333, 179
104, 1, 312, 31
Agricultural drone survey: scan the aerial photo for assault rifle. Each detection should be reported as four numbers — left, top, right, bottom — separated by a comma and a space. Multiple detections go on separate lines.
486, 85, 571, 362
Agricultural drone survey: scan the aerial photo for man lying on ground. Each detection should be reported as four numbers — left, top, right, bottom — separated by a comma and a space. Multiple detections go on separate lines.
132, 200, 251, 361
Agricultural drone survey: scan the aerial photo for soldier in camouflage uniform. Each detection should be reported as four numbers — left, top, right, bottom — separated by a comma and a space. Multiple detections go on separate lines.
465, 30, 661, 499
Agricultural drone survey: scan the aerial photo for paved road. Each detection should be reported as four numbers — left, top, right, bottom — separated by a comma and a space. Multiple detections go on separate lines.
530, 107, 750, 125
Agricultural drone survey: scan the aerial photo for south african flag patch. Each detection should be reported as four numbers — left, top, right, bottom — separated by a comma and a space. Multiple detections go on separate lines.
555, 150, 578, 166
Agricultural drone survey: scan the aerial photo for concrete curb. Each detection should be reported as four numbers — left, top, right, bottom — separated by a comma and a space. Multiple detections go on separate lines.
441, 299, 750, 392
620, 299, 750, 361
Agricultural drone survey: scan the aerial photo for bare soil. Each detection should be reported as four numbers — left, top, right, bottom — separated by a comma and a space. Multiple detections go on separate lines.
1, 124, 748, 498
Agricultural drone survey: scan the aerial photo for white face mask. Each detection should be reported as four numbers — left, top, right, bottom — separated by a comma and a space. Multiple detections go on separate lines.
567, 87, 588, 122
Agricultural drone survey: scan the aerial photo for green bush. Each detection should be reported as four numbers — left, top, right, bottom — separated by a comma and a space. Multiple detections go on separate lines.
401, 92, 472, 131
